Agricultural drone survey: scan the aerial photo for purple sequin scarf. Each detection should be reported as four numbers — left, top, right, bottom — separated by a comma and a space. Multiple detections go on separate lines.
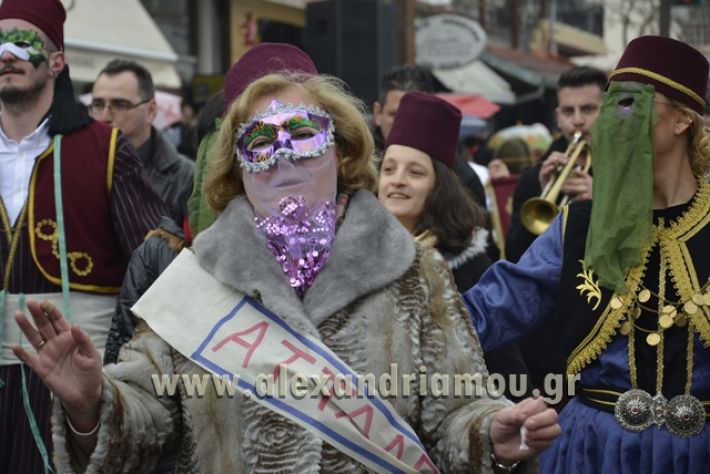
255, 195, 337, 298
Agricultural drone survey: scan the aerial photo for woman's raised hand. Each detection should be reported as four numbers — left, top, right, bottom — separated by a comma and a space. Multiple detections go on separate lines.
12, 300, 103, 431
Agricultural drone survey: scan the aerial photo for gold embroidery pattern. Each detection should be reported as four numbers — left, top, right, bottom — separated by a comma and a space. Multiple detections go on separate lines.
663, 181, 710, 347
576, 259, 602, 311
686, 322, 695, 395
0, 202, 28, 288
566, 180, 710, 376
34, 218, 94, 277
567, 242, 652, 375
655, 239, 668, 394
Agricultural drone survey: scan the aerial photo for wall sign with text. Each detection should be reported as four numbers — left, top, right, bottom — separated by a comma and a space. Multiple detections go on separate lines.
416, 14, 487, 70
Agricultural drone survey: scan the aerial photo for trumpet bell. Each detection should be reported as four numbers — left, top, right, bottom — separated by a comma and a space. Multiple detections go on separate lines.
520, 197, 559, 236
520, 135, 590, 236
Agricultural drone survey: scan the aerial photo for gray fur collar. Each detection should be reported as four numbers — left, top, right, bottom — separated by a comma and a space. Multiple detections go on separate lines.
192, 189, 415, 332
445, 228, 489, 270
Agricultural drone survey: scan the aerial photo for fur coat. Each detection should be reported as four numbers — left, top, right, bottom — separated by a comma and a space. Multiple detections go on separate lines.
51, 190, 531, 473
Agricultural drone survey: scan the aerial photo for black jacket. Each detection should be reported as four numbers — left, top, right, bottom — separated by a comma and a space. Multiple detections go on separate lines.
505, 135, 569, 263
103, 217, 185, 365
144, 128, 195, 225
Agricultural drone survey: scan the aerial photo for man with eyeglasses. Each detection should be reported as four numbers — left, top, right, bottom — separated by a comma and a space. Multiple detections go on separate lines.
0, 1, 166, 472
91, 59, 194, 226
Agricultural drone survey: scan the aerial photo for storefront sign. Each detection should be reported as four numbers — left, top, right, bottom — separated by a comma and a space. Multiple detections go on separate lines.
416, 14, 486, 69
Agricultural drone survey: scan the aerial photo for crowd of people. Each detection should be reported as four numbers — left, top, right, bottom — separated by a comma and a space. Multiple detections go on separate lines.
1, 0, 709, 472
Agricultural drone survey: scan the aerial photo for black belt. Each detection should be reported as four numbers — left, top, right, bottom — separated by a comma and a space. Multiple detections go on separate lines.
579, 387, 709, 437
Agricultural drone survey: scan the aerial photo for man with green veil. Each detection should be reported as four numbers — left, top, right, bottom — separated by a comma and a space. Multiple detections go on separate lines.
463, 35, 710, 473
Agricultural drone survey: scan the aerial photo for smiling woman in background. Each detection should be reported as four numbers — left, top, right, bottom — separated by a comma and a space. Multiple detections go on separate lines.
377, 92, 530, 402
377, 91, 490, 291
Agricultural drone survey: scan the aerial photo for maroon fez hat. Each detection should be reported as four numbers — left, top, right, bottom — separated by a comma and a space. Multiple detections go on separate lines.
0, 0, 66, 50
386, 91, 462, 168
609, 36, 709, 114
224, 43, 318, 110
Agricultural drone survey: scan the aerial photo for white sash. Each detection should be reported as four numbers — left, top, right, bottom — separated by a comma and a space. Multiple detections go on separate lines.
132, 250, 440, 474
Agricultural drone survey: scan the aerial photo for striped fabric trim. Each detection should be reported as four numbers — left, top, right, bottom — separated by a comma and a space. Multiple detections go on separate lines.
0, 365, 53, 472
609, 67, 705, 108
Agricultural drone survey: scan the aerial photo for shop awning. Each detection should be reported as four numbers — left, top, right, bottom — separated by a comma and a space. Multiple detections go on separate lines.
432, 60, 515, 104
437, 93, 501, 119
63, 0, 181, 88
480, 46, 574, 101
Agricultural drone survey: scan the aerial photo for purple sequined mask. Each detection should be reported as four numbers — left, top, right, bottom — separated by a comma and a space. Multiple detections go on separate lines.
255, 195, 336, 298
235, 100, 335, 173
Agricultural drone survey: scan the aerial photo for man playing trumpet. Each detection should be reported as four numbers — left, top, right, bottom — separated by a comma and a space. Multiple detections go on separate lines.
506, 66, 607, 262
505, 67, 607, 397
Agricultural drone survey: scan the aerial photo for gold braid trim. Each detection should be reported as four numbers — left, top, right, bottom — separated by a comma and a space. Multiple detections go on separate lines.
566, 241, 653, 375
1, 203, 28, 288
664, 181, 710, 241
686, 319, 695, 395
656, 239, 668, 394
0, 200, 12, 237
566, 180, 710, 374
106, 127, 119, 193
561, 204, 570, 241
678, 243, 710, 347
667, 180, 710, 346
610, 67, 705, 108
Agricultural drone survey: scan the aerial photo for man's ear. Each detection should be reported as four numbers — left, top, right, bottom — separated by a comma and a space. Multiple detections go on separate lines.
48, 51, 65, 77
147, 98, 158, 123
373, 101, 382, 126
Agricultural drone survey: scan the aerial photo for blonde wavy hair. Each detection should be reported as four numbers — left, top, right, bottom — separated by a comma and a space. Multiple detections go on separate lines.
669, 100, 710, 176
205, 72, 377, 213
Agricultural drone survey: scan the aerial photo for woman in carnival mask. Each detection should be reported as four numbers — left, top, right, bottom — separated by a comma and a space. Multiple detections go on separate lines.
463, 36, 710, 472
12, 45, 559, 473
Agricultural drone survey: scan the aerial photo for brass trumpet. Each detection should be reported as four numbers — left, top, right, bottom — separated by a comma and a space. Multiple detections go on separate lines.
520, 132, 591, 235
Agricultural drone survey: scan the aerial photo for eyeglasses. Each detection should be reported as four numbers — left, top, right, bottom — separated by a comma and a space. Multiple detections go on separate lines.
89, 98, 151, 115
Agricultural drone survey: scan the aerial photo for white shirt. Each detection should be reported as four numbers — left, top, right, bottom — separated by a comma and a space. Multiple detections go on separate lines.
0, 118, 50, 225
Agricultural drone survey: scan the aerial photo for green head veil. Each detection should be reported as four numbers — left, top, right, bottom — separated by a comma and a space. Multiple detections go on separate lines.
584, 81, 657, 294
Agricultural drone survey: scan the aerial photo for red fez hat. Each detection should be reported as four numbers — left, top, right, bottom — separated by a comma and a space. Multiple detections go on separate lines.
224, 42, 318, 111
609, 36, 709, 114
0, 0, 66, 50
385, 91, 462, 168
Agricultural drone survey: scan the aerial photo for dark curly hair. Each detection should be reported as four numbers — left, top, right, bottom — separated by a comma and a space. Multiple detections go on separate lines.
413, 160, 486, 253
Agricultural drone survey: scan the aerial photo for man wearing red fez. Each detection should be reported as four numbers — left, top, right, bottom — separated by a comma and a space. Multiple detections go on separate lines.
461, 35, 710, 472
0, 0, 166, 472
